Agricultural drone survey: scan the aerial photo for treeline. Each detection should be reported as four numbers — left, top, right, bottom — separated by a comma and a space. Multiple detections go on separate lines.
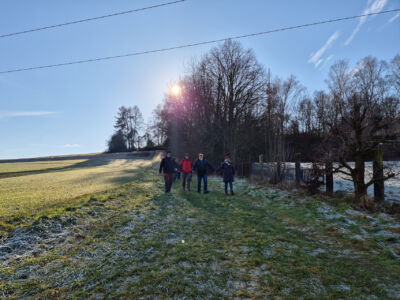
107, 40, 399, 201
154, 41, 399, 161
107, 105, 165, 152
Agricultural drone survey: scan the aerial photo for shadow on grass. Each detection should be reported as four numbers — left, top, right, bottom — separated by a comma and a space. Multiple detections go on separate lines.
0, 165, 158, 233
83, 167, 148, 186
0, 157, 150, 180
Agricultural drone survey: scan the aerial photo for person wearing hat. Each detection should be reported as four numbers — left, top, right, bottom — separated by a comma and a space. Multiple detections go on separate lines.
159, 151, 178, 193
192, 153, 215, 194
216, 153, 235, 195
179, 153, 193, 191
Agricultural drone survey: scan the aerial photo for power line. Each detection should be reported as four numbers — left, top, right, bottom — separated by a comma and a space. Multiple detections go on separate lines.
0, 0, 186, 39
1, 8, 399, 75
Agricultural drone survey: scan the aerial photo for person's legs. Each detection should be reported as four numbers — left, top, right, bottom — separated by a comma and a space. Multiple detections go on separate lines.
164, 174, 169, 192
168, 174, 173, 192
203, 174, 208, 193
224, 182, 228, 194
197, 175, 202, 193
182, 172, 187, 190
164, 174, 173, 193
187, 173, 192, 191
229, 181, 234, 195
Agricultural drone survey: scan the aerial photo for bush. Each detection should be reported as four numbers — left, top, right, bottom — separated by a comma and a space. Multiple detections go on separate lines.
107, 131, 128, 153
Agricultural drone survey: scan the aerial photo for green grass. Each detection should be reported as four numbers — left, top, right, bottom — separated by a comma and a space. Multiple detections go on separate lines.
0, 157, 152, 226
1, 159, 399, 298
0, 159, 88, 174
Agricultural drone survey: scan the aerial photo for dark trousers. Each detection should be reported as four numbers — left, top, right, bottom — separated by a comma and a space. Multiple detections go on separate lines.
173, 172, 180, 183
182, 172, 192, 190
164, 173, 173, 192
197, 174, 208, 192
224, 181, 233, 192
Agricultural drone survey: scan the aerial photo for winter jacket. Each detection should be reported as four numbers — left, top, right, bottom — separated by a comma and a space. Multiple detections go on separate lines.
217, 161, 235, 182
159, 157, 177, 174
192, 159, 215, 176
180, 158, 193, 174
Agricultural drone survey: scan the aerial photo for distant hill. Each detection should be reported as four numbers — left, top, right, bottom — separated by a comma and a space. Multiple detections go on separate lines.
0, 151, 156, 163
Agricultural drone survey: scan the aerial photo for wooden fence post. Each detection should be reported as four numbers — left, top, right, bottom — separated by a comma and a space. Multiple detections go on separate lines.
373, 147, 384, 203
325, 151, 333, 195
277, 155, 281, 183
259, 154, 264, 179
295, 153, 301, 184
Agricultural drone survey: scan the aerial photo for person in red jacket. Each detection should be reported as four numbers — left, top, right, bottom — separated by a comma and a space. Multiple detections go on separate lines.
179, 153, 193, 191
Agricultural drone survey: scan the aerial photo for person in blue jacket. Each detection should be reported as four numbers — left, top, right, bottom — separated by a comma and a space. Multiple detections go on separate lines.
192, 153, 215, 194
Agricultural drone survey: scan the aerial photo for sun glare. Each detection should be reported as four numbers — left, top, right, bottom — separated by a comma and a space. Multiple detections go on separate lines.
170, 84, 181, 97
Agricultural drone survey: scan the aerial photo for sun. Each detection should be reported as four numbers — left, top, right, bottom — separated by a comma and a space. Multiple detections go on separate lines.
170, 84, 182, 97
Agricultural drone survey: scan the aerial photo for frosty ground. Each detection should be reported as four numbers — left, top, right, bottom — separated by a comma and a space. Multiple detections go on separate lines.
284, 161, 400, 204
1, 158, 400, 298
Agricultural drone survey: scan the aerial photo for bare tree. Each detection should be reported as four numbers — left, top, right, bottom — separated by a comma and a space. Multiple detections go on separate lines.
113, 105, 143, 151
204, 39, 266, 160
391, 55, 400, 96
149, 104, 167, 146
263, 74, 304, 162
297, 96, 315, 133
313, 90, 330, 135
129, 105, 144, 150
326, 57, 398, 203
159, 40, 266, 162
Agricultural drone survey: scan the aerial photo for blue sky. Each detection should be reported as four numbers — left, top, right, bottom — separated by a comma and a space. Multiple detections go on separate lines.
0, 0, 399, 159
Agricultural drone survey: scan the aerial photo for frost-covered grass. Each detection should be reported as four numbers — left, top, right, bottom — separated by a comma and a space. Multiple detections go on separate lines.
284, 161, 400, 203
1, 163, 399, 298
331, 161, 400, 203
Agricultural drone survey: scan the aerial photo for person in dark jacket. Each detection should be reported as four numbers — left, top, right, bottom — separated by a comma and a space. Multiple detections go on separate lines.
159, 151, 178, 193
217, 153, 235, 195
179, 153, 193, 191
192, 153, 215, 194
172, 157, 181, 183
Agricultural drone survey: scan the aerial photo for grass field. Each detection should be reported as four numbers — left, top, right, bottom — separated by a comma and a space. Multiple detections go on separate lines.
1, 155, 400, 298
0, 157, 151, 231
0, 160, 88, 174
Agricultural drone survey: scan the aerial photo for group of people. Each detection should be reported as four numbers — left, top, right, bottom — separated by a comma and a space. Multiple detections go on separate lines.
159, 151, 235, 195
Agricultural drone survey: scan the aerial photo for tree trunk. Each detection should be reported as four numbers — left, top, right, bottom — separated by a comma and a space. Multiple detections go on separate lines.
325, 151, 333, 195
353, 155, 367, 201
295, 153, 301, 185
373, 148, 384, 203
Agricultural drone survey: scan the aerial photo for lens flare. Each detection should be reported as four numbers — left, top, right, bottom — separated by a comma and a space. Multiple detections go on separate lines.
170, 84, 181, 96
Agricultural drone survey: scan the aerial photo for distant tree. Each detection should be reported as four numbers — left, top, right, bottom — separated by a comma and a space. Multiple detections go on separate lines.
114, 106, 130, 149
149, 104, 167, 146
297, 96, 314, 133
142, 130, 155, 149
114, 105, 144, 151
261, 73, 304, 162
391, 55, 400, 96
129, 105, 144, 150
313, 90, 330, 136
107, 130, 128, 153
